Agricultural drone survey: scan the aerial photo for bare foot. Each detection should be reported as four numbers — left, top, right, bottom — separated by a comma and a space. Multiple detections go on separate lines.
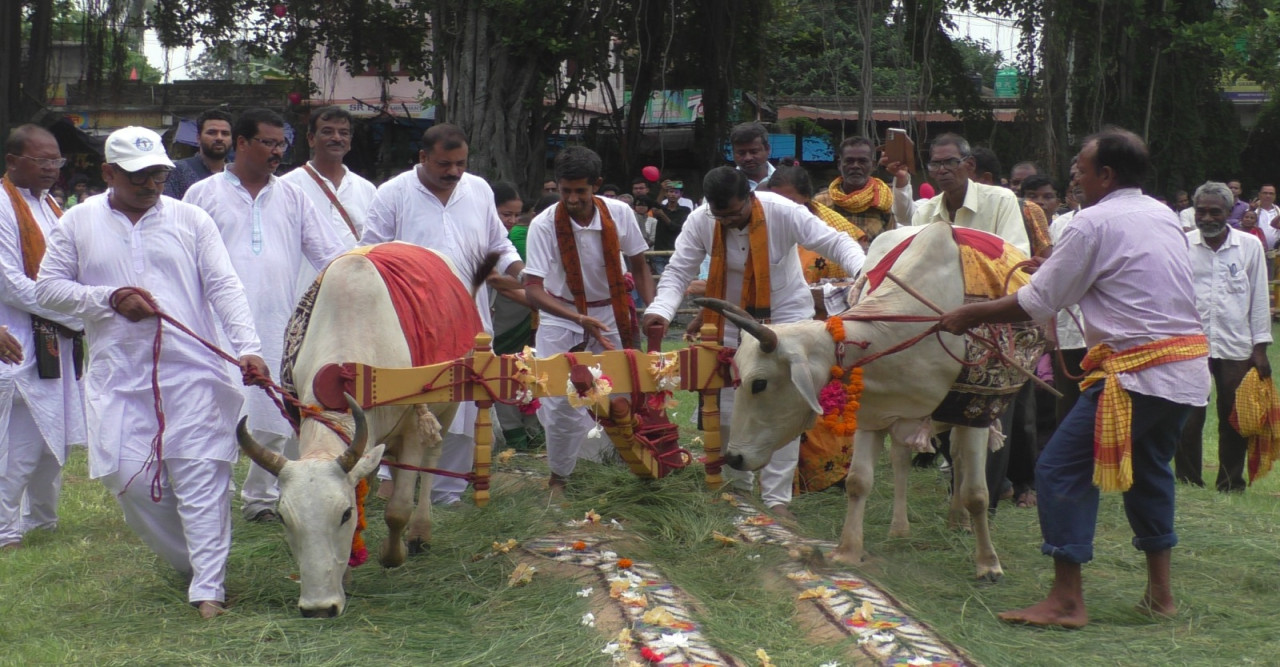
766, 503, 797, 522
1137, 593, 1176, 618
548, 473, 568, 501
195, 600, 227, 619
997, 598, 1088, 629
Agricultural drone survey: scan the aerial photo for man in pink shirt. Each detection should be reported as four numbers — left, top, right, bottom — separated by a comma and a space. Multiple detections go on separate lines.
939, 128, 1210, 629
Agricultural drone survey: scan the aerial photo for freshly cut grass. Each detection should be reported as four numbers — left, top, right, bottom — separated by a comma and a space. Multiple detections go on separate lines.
1, 333, 1278, 665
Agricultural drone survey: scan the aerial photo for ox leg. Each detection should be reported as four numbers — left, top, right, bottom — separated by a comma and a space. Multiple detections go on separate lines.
406, 404, 449, 557
405, 445, 442, 557
832, 429, 885, 565
888, 440, 911, 538
380, 433, 417, 569
946, 427, 971, 531
953, 426, 1003, 582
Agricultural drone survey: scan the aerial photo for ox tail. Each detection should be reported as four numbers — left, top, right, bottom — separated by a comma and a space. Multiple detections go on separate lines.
473, 252, 503, 290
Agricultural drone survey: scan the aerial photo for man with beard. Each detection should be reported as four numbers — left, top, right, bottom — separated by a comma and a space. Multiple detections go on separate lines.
0, 125, 86, 550
165, 109, 233, 200
813, 137, 898, 243
281, 105, 372, 291
36, 126, 267, 617
361, 123, 523, 505
1175, 181, 1271, 491
184, 108, 348, 523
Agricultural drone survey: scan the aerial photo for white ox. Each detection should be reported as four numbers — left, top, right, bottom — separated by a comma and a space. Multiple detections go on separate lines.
238, 248, 479, 617
700, 221, 1025, 581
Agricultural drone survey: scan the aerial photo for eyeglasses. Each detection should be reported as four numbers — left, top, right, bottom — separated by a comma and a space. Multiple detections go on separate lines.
712, 197, 753, 223
9, 154, 67, 169
926, 157, 967, 172
119, 167, 173, 186
249, 137, 290, 152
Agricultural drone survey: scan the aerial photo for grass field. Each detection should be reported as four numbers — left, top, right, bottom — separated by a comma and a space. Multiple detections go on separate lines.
2, 339, 1279, 665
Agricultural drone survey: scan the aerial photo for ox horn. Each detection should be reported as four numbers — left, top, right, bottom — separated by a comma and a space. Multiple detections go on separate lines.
335, 393, 370, 473
236, 417, 287, 476
692, 297, 778, 353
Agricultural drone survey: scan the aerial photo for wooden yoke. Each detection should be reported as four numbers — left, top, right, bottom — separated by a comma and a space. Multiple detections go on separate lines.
318, 328, 731, 506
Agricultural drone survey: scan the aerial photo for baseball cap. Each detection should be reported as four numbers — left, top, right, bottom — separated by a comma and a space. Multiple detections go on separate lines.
105, 127, 174, 172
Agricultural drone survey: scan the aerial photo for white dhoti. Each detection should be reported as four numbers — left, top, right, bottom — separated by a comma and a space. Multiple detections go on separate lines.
105, 457, 233, 604
0, 396, 62, 545
239, 430, 299, 520
719, 388, 799, 508
535, 322, 622, 478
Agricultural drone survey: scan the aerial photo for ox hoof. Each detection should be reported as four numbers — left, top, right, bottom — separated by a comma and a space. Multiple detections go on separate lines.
829, 548, 866, 566
379, 538, 407, 569
888, 524, 911, 539
976, 568, 1004, 584
407, 538, 430, 556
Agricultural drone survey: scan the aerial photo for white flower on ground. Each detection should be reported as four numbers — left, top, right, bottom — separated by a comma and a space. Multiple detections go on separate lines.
654, 632, 689, 649
581, 612, 596, 627
871, 631, 895, 643
601, 642, 620, 656
820, 662, 841, 667
577, 587, 593, 598
907, 658, 932, 666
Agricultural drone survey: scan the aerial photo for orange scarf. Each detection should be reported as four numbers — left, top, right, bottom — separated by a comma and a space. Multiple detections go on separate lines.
826, 176, 893, 215
1079, 335, 1209, 492
2, 174, 60, 279
554, 197, 632, 349
704, 197, 770, 342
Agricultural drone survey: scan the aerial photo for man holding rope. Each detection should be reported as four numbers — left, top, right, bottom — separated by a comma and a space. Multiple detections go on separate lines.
35, 127, 268, 619
939, 127, 1209, 628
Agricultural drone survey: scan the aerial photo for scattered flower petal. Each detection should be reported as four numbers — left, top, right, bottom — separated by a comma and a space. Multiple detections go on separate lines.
852, 600, 875, 622
642, 607, 677, 627
820, 662, 841, 667
577, 587, 593, 598
719, 492, 736, 503
492, 538, 519, 554
639, 646, 665, 663
507, 563, 536, 587
585, 509, 602, 523
712, 531, 738, 545
798, 586, 838, 600
747, 554, 762, 561
609, 519, 625, 530
573, 541, 587, 551
872, 631, 895, 643
654, 632, 690, 649
757, 648, 775, 667
617, 558, 634, 569
600, 550, 618, 561
908, 658, 932, 666
616, 628, 634, 649
609, 579, 633, 598
786, 570, 820, 583
601, 642, 621, 656
497, 448, 515, 464
581, 612, 596, 627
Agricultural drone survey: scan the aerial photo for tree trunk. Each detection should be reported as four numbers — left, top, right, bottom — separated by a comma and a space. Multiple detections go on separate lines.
20, 0, 55, 122
0, 0, 21, 143
858, 0, 874, 140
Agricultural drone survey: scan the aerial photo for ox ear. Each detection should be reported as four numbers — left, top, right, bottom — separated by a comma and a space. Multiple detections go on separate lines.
346, 443, 386, 485
785, 350, 824, 417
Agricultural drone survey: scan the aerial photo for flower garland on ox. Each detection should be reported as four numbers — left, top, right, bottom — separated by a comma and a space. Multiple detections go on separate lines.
349, 478, 369, 567
820, 316, 864, 436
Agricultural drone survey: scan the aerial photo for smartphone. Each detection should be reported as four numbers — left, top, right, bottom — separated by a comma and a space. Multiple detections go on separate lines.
884, 128, 916, 175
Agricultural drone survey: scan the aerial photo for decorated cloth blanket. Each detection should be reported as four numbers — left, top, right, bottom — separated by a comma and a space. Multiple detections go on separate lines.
869, 227, 1046, 428
280, 243, 484, 421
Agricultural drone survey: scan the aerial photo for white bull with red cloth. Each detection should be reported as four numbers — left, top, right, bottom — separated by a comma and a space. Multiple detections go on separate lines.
699, 221, 1043, 581
237, 242, 487, 617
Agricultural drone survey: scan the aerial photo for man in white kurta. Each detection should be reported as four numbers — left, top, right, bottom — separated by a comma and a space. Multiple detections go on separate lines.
280, 106, 375, 295
184, 109, 348, 522
523, 147, 653, 483
361, 123, 523, 505
644, 167, 866, 517
0, 125, 86, 549
35, 126, 265, 616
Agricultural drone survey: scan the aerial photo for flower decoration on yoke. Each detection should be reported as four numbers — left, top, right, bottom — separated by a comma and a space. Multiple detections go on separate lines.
647, 351, 681, 411
820, 316, 863, 436
512, 346, 547, 413
566, 363, 613, 411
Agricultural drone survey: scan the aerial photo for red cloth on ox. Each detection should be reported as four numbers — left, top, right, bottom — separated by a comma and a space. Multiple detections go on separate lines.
358, 243, 483, 366
864, 226, 1006, 291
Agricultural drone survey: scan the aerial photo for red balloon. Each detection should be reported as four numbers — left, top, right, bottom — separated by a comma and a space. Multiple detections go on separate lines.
272, 3, 287, 18
641, 165, 660, 182
287, 92, 302, 105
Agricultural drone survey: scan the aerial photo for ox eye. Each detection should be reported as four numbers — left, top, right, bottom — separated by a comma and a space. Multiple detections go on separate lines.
751, 379, 767, 394
341, 507, 353, 525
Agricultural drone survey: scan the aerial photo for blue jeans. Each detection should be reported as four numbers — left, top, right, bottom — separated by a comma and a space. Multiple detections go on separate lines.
1036, 383, 1191, 563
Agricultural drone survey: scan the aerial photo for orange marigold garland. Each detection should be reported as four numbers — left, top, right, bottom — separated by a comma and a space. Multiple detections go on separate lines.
819, 317, 864, 436
349, 478, 369, 567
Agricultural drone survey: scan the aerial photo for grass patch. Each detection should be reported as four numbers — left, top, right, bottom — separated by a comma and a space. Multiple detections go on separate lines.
2, 333, 1279, 664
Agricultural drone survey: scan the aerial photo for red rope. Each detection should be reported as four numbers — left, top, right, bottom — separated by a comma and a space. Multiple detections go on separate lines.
379, 458, 476, 481
112, 287, 350, 502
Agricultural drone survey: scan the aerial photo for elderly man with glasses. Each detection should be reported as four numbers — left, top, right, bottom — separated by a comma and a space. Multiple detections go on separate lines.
910, 133, 1029, 255
183, 108, 349, 525
0, 124, 87, 552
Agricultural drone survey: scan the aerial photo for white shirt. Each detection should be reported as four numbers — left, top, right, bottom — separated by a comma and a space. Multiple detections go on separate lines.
1257, 204, 1279, 248
741, 162, 777, 192
361, 170, 523, 334
1017, 188, 1209, 406
662, 196, 696, 210
184, 169, 348, 437
1047, 211, 1086, 350
648, 191, 867, 344
35, 195, 262, 478
1187, 228, 1272, 360
911, 181, 1030, 256
280, 163, 371, 292
1178, 207, 1196, 232
525, 197, 649, 333
0, 186, 86, 460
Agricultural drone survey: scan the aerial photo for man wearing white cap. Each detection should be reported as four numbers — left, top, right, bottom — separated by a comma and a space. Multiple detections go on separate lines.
184, 108, 349, 523
0, 124, 86, 551
36, 126, 268, 618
